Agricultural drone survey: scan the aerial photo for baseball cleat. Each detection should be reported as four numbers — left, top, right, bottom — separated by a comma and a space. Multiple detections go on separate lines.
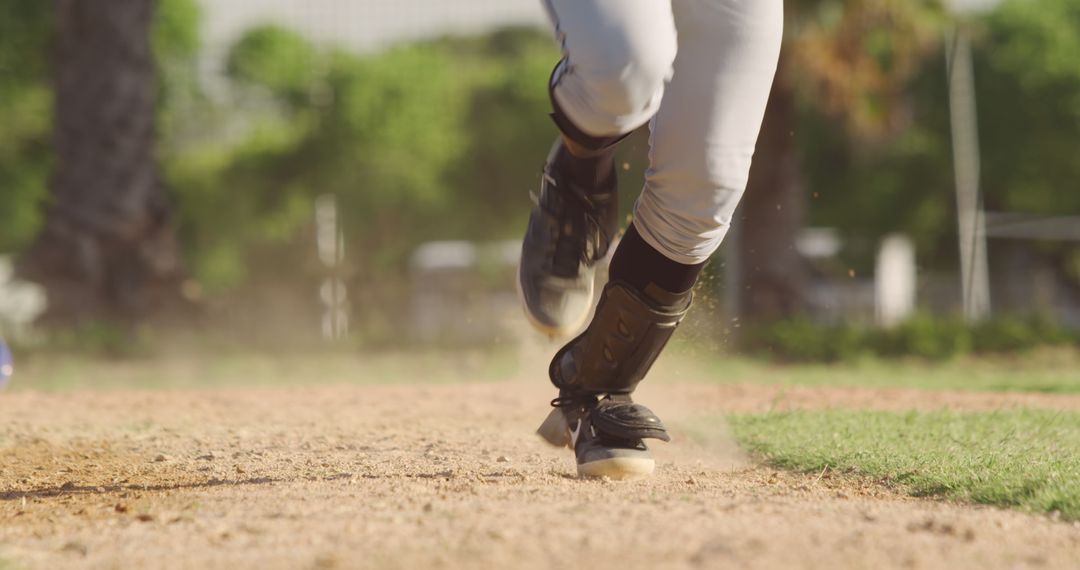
537, 394, 669, 480
518, 138, 617, 338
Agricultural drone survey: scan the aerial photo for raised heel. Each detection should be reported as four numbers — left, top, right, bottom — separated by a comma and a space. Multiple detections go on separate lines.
536, 407, 571, 448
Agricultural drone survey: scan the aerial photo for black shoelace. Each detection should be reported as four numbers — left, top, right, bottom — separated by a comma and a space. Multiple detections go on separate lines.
540, 171, 614, 279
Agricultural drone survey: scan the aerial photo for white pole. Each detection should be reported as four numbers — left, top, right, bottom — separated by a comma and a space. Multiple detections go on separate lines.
945, 24, 991, 321
315, 194, 348, 340
875, 234, 917, 327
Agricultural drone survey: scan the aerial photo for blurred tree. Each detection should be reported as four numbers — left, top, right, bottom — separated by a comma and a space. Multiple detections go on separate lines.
739, 56, 807, 321
978, 0, 1080, 299
164, 26, 558, 332
0, 1, 51, 252
18, 0, 191, 325
738, 0, 944, 321
798, 0, 1080, 292
4, 1, 1072, 334
980, 0, 1080, 217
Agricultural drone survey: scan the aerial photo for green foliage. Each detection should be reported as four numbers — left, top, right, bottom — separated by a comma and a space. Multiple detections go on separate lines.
155, 0, 204, 145
803, 0, 1080, 276
971, 315, 1077, 353
167, 26, 559, 301
689, 345, 1080, 393
2, 0, 1077, 331
226, 26, 320, 104
731, 409, 1080, 520
877, 314, 974, 360
28, 321, 154, 359
744, 314, 1077, 362
0, 10, 559, 330
980, 0, 1080, 218
154, 0, 201, 60
745, 318, 871, 362
0, 0, 203, 253
0, 0, 51, 252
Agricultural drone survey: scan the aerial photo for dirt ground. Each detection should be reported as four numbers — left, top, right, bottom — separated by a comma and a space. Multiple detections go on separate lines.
3, 371, 1080, 570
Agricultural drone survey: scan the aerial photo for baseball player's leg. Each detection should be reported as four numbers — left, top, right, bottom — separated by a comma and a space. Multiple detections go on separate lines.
635, 0, 784, 265
543, 0, 677, 141
518, 0, 677, 337
539, 0, 783, 478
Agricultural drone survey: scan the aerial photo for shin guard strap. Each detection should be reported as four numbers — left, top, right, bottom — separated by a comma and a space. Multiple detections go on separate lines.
591, 398, 670, 443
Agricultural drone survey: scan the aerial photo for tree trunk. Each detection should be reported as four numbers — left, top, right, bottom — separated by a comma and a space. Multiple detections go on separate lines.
736, 56, 808, 322
19, 0, 189, 325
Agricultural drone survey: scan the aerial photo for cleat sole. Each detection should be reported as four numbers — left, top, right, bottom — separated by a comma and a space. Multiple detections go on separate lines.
577, 457, 655, 480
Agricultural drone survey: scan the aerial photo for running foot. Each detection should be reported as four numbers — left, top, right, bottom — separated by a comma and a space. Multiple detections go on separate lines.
518, 139, 617, 338
537, 394, 669, 479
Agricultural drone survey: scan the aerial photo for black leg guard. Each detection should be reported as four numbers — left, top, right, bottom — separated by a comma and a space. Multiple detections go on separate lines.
550, 280, 691, 397
546, 280, 692, 444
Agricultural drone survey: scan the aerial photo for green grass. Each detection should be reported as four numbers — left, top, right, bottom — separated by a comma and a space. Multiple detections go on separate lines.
677, 345, 1080, 393
12, 341, 1080, 393
7, 347, 520, 391
730, 409, 1080, 520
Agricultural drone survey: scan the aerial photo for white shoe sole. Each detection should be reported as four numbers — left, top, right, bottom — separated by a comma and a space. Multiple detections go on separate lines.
578, 456, 655, 480
537, 409, 656, 480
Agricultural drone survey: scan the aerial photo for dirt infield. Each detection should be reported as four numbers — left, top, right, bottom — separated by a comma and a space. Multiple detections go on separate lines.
2, 378, 1080, 570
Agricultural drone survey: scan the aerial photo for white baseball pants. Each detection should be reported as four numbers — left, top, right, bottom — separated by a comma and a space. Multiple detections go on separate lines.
544, 0, 783, 264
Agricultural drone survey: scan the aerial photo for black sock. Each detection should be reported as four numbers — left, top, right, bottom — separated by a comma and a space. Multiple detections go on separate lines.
554, 142, 615, 193
609, 223, 705, 298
